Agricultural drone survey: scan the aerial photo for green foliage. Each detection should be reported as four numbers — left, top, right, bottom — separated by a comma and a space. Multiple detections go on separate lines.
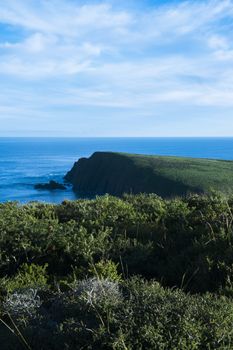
1, 193, 233, 348
65, 151, 233, 197
1, 263, 48, 292
1, 193, 233, 292
89, 259, 122, 282
2, 279, 233, 349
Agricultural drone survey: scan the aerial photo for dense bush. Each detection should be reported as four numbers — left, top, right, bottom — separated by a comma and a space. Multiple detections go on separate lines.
1, 193, 233, 348
2, 279, 233, 349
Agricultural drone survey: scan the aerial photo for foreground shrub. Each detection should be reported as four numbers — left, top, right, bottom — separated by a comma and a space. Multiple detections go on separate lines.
1, 263, 48, 293
1, 279, 233, 349
73, 277, 122, 305
89, 259, 122, 282
1, 193, 233, 348
3, 288, 41, 317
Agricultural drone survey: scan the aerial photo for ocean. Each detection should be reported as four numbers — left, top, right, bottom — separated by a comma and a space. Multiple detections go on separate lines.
0, 137, 233, 203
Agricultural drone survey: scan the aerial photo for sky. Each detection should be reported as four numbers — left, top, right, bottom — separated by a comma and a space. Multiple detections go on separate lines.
0, 0, 233, 137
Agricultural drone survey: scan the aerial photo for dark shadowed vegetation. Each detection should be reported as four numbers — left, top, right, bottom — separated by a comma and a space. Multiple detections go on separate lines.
66, 152, 233, 197
1, 193, 233, 348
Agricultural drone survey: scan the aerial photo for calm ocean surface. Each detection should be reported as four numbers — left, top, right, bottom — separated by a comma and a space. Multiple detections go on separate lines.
0, 137, 233, 203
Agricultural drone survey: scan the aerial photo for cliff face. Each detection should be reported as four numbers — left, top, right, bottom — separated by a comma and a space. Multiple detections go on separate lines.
64, 152, 200, 197
65, 151, 233, 197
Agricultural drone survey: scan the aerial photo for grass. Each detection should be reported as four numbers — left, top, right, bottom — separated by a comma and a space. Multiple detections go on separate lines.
66, 152, 233, 197
127, 153, 233, 192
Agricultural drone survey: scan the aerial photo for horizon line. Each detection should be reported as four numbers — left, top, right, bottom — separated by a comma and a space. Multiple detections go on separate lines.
0, 136, 233, 139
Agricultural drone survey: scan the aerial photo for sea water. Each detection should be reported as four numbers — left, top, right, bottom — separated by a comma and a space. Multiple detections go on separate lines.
0, 137, 233, 203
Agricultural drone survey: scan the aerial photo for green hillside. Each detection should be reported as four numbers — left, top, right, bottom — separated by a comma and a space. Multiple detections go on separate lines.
65, 152, 233, 197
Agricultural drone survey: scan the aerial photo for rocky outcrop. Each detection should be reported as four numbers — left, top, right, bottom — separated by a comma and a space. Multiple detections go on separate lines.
64, 152, 198, 197
35, 180, 66, 191
65, 151, 233, 198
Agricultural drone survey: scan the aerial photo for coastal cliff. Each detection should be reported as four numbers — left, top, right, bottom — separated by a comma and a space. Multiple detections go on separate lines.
65, 152, 233, 197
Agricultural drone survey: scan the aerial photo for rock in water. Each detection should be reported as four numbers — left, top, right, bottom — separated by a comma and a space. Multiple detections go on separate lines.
34, 180, 66, 191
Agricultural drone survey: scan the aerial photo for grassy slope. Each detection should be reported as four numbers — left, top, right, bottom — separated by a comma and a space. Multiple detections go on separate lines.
65, 152, 233, 197
128, 153, 233, 192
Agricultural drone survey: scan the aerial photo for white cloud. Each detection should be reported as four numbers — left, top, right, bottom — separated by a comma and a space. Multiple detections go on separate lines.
1, 0, 233, 136
208, 35, 229, 50
1, 33, 57, 53
0, 1, 131, 36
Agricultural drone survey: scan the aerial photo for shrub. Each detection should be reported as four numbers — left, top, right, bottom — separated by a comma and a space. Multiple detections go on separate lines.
1, 193, 233, 348
89, 259, 122, 282
73, 277, 122, 306
3, 288, 41, 317
1, 263, 48, 293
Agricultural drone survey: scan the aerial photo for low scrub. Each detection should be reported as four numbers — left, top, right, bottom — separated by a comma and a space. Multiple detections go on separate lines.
1, 193, 233, 348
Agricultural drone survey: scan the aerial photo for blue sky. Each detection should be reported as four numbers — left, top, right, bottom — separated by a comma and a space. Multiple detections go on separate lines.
0, 0, 233, 136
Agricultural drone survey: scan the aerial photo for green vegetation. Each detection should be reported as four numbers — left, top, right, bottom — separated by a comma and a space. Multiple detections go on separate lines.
65, 152, 233, 197
1, 193, 233, 348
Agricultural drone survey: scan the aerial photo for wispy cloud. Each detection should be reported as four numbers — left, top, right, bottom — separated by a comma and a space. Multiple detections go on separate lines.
0, 0, 233, 136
